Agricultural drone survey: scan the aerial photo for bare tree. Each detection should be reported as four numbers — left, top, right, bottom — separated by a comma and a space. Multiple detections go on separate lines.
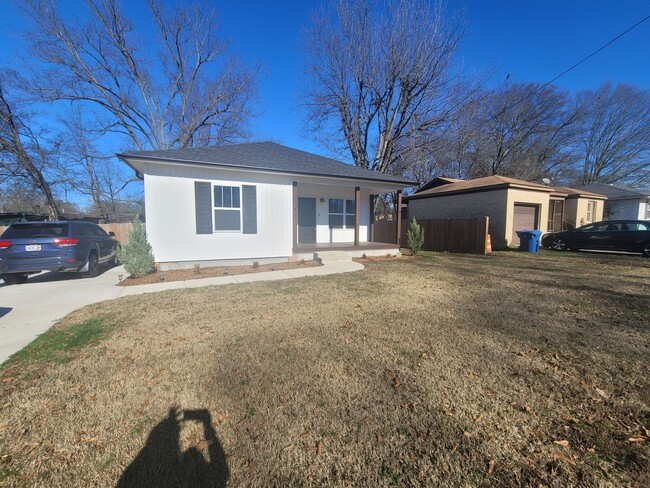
0, 74, 63, 219
462, 82, 580, 182
64, 114, 139, 220
575, 83, 650, 185
303, 0, 464, 176
23, 0, 258, 150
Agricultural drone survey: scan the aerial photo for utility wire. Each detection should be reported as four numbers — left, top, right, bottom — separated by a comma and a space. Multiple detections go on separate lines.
412, 13, 650, 180
540, 14, 650, 91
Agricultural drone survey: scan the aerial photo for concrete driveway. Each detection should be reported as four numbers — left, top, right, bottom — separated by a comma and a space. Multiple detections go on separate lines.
0, 265, 125, 364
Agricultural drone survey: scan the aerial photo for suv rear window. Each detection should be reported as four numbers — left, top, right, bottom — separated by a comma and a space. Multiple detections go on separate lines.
2, 223, 70, 238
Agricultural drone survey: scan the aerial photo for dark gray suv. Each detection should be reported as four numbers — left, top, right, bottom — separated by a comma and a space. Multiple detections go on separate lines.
0, 221, 119, 284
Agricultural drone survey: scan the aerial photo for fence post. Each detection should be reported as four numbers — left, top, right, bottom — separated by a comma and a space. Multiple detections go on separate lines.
396, 191, 402, 247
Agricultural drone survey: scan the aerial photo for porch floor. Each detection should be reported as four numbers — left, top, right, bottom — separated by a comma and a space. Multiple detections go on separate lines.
295, 241, 398, 253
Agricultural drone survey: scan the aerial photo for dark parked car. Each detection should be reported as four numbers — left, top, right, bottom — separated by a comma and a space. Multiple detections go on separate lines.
0, 221, 119, 284
541, 220, 650, 257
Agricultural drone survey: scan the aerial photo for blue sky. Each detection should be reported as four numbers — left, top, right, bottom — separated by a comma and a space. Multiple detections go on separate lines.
1, 0, 649, 161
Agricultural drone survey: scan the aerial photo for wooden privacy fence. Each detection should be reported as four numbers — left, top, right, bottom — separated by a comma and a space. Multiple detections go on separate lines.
0, 223, 134, 245
373, 216, 489, 255
100, 223, 132, 245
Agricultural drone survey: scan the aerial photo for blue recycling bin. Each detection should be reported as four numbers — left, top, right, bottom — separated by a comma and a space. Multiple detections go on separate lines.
516, 230, 542, 253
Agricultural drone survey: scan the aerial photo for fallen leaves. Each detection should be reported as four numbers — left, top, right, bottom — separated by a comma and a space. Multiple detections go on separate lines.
595, 388, 609, 399
553, 440, 570, 448
627, 435, 646, 443
196, 440, 213, 451
554, 453, 576, 466
488, 459, 495, 475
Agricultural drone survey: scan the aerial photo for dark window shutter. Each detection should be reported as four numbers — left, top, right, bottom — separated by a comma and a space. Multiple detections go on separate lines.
194, 181, 213, 234
242, 185, 257, 234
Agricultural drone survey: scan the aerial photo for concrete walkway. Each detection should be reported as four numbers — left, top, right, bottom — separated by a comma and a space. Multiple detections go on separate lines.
0, 260, 363, 363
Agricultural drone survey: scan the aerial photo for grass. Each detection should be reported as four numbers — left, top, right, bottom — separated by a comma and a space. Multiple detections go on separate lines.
0, 250, 648, 486
1, 318, 110, 368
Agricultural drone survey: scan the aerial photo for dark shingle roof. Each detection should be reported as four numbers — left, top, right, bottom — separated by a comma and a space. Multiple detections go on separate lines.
406, 175, 554, 200
118, 142, 415, 186
577, 183, 650, 200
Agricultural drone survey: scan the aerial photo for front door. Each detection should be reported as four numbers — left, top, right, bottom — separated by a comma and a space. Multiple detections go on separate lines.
298, 197, 317, 244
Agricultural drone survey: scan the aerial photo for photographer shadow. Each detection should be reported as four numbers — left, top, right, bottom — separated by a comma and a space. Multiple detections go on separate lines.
117, 407, 229, 488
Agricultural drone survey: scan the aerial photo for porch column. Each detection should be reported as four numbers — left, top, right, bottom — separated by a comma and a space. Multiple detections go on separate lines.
354, 186, 361, 246
292, 182, 298, 252
369, 194, 375, 242
396, 190, 402, 247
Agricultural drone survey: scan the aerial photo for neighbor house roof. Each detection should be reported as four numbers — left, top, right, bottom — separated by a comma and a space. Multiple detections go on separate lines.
117, 142, 416, 186
415, 176, 464, 193
406, 175, 554, 200
576, 183, 650, 200
550, 186, 607, 199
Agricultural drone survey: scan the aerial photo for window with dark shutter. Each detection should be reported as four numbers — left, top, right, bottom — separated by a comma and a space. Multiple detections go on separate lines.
242, 185, 257, 234
194, 181, 213, 234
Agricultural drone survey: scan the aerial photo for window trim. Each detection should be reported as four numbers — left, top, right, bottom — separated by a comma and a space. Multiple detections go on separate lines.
328, 198, 357, 230
586, 200, 597, 222
213, 184, 242, 233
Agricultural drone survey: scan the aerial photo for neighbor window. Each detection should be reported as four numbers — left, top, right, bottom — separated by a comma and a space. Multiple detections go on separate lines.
329, 198, 356, 229
586, 200, 597, 222
214, 185, 241, 231
645, 203, 650, 220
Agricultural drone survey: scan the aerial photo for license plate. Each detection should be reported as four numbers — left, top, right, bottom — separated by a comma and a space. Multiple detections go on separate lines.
25, 244, 41, 252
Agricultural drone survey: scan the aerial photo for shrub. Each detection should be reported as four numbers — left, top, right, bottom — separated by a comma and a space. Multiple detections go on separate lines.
406, 217, 424, 255
116, 214, 155, 278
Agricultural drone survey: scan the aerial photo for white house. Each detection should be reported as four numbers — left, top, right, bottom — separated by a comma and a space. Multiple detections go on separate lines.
577, 183, 650, 221
117, 142, 414, 269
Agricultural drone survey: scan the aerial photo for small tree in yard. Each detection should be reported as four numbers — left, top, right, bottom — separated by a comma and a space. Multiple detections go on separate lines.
117, 215, 154, 278
407, 218, 424, 255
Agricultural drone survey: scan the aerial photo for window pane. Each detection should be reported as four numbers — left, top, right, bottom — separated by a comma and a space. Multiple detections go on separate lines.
345, 215, 356, 228
214, 186, 223, 207
232, 187, 240, 208
329, 199, 343, 214
4, 223, 69, 238
329, 214, 343, 229
346, 199, 356, 215
214, 209, 241, 231
223, 187, 232, 208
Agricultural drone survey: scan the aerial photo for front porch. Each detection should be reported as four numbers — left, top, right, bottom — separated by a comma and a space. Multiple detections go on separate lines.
294, 241, 400, 260
291, 180, 404, 254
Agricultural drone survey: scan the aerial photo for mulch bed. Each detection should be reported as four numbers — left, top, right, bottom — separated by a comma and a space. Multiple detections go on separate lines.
118, 260, 321, 286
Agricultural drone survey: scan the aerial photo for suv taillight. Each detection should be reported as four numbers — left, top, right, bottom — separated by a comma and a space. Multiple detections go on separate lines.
53, 238, 79, 247
0, 241, 11, 250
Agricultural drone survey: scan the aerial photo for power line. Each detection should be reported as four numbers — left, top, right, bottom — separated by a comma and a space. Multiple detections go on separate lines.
541, 14, 650, 90
489, 13, 650, 123
419, 14, 650, 174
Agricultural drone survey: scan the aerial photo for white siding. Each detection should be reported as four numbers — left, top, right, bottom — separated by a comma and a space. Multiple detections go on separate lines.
142, 162, 388, 264
638, 199, 649, 220
144, 163, 293, 263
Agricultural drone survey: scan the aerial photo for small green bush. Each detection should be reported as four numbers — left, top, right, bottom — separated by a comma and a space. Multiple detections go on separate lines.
406, 217, 424, 255
116, 214, 155, 278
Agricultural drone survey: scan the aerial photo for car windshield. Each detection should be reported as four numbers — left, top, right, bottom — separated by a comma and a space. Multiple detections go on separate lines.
2, 223, 69, 238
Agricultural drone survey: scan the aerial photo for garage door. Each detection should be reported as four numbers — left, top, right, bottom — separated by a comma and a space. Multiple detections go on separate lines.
512, 204, 538, 246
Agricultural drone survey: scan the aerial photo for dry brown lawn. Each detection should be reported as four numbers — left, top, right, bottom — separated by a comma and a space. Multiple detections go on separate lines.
1, 250, 649, 487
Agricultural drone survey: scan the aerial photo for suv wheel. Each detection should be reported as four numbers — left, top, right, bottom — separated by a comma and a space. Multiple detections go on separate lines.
3, 273, 28, 285
82, 252, 99, 278
550, 237, 568, 251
